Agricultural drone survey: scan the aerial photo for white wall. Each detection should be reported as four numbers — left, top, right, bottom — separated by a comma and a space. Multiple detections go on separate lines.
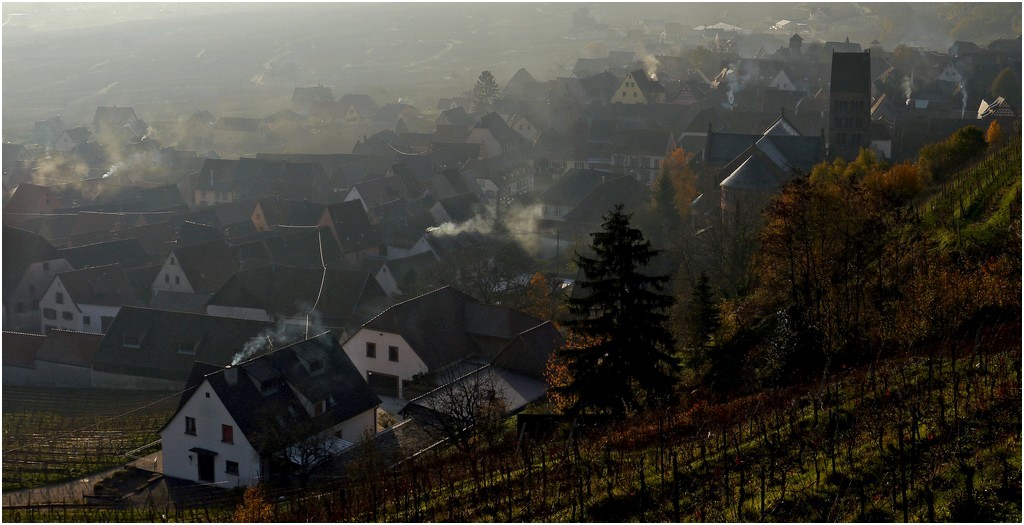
6, 259, 73, 333
79, 304, 121, 334
151, 254, 194, 294
330, 407, 378, 442
373, 266, 400, 297
160, 379, 262, 488
39, 277, 79, 333
341, 329, 428, 398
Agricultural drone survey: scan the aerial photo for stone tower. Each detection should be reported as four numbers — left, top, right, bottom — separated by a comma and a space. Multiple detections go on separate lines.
828, 50, 871, 161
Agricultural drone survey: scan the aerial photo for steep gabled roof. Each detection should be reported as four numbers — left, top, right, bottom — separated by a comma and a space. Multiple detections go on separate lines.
540, 168, 609, 207
208, 264, 385, 326
327, 199, 380, 254
720, 153, 787, 190
361, 287, 486, 369
174, 332, 380, 450
473, 112, 526, 145
562, 176, 649, 225
58, 238, 154, 270
171, 239, 239, 293
2, 331, 45, 369
3, 225, 60, 293
490, 321, 563, 379
56, 263, 138, 307
94, 306, 293, 382
35, 329, 103, 367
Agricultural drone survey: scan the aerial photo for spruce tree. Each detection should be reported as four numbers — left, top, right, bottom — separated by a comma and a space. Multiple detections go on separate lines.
472, 70, 500, 113
685, 271, 720, 367
559, 204, 679, 417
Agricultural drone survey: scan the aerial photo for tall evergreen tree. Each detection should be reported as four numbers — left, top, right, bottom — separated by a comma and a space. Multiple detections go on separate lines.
684, 271, 721, 368
558, 204, 679, 417
473, 70, 500, 113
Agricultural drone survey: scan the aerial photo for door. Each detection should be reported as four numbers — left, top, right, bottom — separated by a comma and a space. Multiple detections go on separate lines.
198, 453, 215, 483
367, 371, 400, 398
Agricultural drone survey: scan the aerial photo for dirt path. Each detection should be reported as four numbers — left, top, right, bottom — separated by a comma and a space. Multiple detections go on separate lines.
2, 452, 162, 507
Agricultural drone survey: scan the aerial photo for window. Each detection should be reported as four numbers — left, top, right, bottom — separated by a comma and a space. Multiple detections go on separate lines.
174, 276, 181, 285
185, 416, 196, 435
366, 342, 376, 359
221, 424, 233, 444
122, 335, 141, 348
164, 274, 170, 284
169, 256, 176, 266
83, 316, 91, 325
388, 346, 399, 362
56, 292, 64, 305
225, 461, 239, 476
43, 308, 57, 320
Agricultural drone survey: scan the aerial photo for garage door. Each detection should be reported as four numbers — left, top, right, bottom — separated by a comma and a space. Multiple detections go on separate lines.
367, 371, 399, 398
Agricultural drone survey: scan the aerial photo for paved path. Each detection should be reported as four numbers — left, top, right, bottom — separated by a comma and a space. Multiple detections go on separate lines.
2, 452, 162, 507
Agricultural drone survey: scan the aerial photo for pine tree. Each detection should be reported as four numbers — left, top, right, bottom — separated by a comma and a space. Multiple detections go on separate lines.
473, 70, 500, 113
685, 271, 720, 367
558, 204, 679, 417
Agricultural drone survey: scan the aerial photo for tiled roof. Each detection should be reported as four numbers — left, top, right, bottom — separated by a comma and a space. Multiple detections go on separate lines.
57, 263, 138, 307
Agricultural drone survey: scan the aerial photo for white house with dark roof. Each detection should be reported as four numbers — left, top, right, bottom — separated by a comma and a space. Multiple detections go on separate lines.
340, 286, 549, 399
39, 264, 137, 334
160, 332, 380, 487
152, 239, 238, 295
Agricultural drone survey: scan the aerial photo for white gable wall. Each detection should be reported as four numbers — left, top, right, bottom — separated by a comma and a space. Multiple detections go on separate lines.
160, 379, 262, 488
342, 329, 428, 398
152, 253, 194, 294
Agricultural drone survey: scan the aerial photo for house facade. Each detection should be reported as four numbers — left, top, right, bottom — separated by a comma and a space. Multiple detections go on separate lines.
160, 333, 380, 487
39, 264, 135, 334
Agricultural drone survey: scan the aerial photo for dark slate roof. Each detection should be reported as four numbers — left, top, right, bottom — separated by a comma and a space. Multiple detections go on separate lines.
351, 175, 414, 209
379, 251, 438, 287
57, 263, 138, 307
58, 238, 154, 270
3, 225, 59, 294
437, 192, 482, 223
490, 322, 563, 379
474, 112, 526, 145
93, 306, 294, 382
541, 168, 609, 207
146, 290, 210, 314
110, 220, 176, 260
177, 220, 227, 247
171, 239, 239, 294
207, 264, 386, 327
374, 103, 420, 123
562, 176, 649, 225
326, 200, 379, 254
231, 226, 348, 270
720, 154, 785, 190
703, 132, 760, 164
3, 183, 63, 217
2, 331, 45, 369
195, 158, 244, 192
362, 286, 545, 369
63, 127, 91, 144
630, 69, 667, 97
35, 329, 103, 367
338, 94, 378, 116
173, 332, 380, 452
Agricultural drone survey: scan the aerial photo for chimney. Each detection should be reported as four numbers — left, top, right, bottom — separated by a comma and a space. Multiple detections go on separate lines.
224, 365, 238, 386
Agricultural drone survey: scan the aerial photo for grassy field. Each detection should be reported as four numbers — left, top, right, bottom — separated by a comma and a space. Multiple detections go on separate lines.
2, 386, 179, 493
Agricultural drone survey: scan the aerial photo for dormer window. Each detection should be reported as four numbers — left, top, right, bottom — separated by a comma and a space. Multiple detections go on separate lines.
123, 335, 141, 348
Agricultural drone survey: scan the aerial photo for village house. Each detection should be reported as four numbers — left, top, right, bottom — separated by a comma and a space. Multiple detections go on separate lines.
39, 263, 138, 334
3, 183, 66, 229
610, 69, 667, 105
91, 306, 295, 390
3, 225, 74, 332
401, 321, 562, 426
151, 239, 239, 296
465, 112, 528, 158
340, 286, 548, 399
205, 264, 388, 334
159, 332, 380, 487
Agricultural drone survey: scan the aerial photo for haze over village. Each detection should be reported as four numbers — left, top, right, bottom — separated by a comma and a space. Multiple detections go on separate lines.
2, 2, 1021, 522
